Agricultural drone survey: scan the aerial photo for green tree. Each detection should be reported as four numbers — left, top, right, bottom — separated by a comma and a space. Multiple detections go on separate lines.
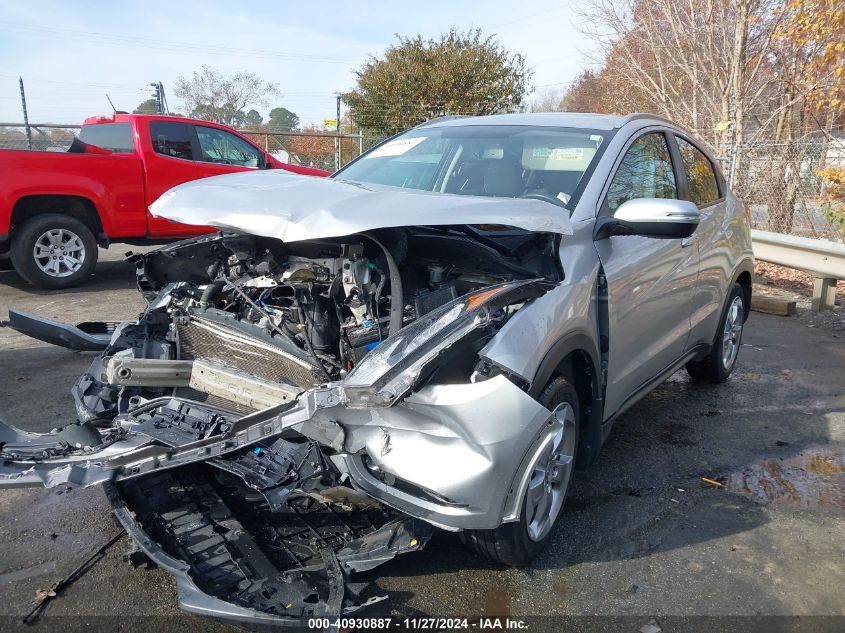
268, 107, 300, 131
133, 98, 159, 114
344, 28, 532, 136
174, 65, 278, 126
243, 109, 263, 127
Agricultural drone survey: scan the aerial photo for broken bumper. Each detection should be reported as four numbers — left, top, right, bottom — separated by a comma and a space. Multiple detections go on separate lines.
0, 375, 554, 530
105, 466, 429, 624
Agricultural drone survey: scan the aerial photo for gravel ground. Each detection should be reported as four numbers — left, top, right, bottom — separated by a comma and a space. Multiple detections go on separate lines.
0, 248, 843, 633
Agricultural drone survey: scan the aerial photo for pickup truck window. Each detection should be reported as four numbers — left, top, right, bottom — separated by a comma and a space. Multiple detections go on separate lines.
150, 121, 194, 160
195, 126, 262, 167
78, 123, 134, 153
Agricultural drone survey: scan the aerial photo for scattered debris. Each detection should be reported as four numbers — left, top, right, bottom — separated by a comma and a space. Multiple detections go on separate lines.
775, 440, 790, 447
627, 583, 639, 594
22, 530, 125, 623
640, 619, 662, 633
701, 477, 724, 488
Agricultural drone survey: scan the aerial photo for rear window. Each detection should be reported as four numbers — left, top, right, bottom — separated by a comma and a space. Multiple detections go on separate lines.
676, 136, 720, 206
78, 123, 134, 153
149, 121, 194, 161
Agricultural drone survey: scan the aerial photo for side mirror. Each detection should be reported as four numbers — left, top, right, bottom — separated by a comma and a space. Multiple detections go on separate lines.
594, 198, 700, 240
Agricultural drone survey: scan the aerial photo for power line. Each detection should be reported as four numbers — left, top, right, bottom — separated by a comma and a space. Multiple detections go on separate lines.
0, 21, 358, 64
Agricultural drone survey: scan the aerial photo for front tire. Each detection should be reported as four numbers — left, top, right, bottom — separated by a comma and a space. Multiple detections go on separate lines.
462, 376, 579, 567
10, 214, 98, 289
686, 283, 746, 383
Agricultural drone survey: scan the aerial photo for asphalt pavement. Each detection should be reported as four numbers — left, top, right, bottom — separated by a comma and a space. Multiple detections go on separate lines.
0, 247, 843, 632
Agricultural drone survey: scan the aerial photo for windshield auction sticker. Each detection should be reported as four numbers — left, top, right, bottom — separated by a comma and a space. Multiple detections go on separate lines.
365, 136, 427, 158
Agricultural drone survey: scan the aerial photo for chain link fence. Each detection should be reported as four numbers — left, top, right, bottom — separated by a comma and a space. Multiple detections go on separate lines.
0, 123, 80, 151
240, 129, 384, 171
0, 123, 384, 169
692, 129, 845, 242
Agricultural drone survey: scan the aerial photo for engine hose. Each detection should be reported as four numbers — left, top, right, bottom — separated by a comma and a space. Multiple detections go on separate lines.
199, 280, 226, 308
362, 233, 403, 339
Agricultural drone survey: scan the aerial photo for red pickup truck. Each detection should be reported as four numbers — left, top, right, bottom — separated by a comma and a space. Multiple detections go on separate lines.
0, 113, 329, 288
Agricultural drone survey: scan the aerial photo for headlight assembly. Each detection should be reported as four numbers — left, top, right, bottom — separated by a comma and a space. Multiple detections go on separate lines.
341, 279, 548, 407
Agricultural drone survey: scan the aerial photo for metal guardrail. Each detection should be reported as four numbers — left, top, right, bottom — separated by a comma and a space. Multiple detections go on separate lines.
751, 229, 844, 310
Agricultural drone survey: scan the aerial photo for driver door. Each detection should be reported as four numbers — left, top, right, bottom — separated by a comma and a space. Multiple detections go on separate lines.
594, 130, 699, 416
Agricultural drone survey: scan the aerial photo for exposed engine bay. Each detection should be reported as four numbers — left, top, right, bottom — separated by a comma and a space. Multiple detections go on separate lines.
1, 224, 563, 624
134, 226, 560, 389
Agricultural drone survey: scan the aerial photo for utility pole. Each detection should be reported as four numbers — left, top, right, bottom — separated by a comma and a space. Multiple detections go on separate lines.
19, 77, 32, 150
335, 95, 341, 171
158, 82, 169, 114
150, 82, 164, 114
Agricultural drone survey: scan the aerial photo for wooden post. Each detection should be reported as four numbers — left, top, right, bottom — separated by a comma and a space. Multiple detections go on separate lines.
812, 277, 837, 311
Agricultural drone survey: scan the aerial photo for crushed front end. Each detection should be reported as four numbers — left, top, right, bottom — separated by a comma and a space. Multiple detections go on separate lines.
0, 227, 561, 624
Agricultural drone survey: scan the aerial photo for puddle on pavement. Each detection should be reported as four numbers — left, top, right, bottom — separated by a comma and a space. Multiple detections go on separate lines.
481, 587, 511, 617
728, 447, 845, 511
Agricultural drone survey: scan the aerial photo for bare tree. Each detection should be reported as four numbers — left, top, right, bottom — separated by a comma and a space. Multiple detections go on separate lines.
530, 87, 567, 112
174, 65, 279, 126
577, 0, 782, 180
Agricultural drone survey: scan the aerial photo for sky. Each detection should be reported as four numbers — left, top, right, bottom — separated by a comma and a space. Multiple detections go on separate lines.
0, 0, 596, 127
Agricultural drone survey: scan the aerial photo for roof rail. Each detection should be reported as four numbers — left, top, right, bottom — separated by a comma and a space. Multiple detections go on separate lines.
415, 115, 471, 128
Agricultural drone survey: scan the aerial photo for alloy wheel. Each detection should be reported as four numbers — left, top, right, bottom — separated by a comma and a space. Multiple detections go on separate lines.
33, 228, 86, 278
721, 295, 744, 370
525, 402, 577, 542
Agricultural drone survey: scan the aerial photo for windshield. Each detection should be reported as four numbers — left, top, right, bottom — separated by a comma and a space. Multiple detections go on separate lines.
334, 125, 609, 209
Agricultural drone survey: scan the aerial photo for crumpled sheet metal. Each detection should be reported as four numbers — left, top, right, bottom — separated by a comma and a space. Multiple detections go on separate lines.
149, 170, 573, 242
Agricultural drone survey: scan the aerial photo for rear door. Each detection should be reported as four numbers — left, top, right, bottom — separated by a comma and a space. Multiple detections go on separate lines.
594, 129, 699, 416
673, 134, 730, 349
141, 121, 266, 237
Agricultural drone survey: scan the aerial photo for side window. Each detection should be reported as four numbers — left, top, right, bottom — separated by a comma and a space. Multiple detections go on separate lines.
149, 122, 194, 160
606, 132, 678, 215
195, 126, 262, 167
676, 137, 720, 206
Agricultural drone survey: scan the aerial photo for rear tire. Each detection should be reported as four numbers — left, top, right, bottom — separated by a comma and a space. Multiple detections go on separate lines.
10, 214, 98, 289
462, 376, 579, 567
686, 283, 746, 383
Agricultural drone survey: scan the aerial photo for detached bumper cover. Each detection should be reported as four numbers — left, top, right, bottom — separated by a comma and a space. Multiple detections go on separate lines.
8, 307, 116, 352
106, 465, 429, 624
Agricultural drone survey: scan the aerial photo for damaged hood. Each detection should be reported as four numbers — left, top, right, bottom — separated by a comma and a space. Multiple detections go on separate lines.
149, 170, 573, 242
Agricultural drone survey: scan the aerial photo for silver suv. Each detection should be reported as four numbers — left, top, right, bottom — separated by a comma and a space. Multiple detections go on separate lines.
1, 113, 753, 623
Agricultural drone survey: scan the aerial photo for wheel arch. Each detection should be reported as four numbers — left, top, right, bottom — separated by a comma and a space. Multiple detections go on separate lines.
529, 332, 604, 469
732, 261, 753, 322
10, 195, 104, 242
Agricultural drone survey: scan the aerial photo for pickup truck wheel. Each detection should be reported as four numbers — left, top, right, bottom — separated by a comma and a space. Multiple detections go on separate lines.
461, 376, 579, 567
10, 214, 98, 289
686, 283, 746, 383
